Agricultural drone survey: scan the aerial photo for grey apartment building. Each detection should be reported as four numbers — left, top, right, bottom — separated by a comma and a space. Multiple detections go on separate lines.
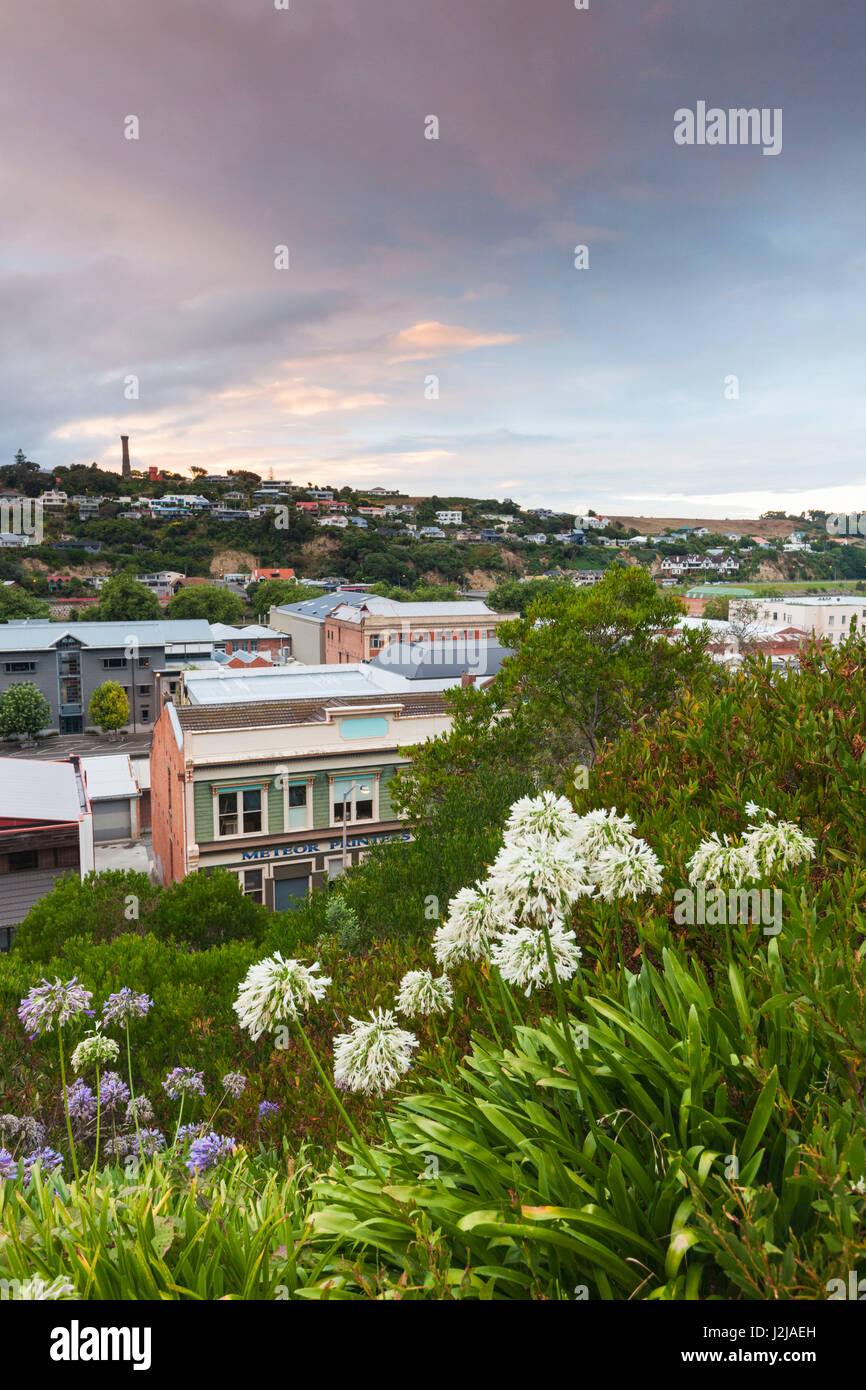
0, 620, 214, 734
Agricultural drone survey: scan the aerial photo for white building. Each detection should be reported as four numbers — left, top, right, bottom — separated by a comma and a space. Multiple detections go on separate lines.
435, 510, 463, 526
729, 594, 866, 645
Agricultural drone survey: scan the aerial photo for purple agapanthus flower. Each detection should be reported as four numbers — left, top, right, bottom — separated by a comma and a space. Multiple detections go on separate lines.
175, 1123, 206, 1148
23, 1147, 64, 1184
102, 988, 153, 1026
0, 1148, 17, 1180
98, 1071, 131, 1112
66, 1079, 97, 1122
132, 1127, 165, 1157
186, 1132, 236, 1175
18, 978, 93, 1037
257, 1100, 280, 1121
162, 1068, 206, 1101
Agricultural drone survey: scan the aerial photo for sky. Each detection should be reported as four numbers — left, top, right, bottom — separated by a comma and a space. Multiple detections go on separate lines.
1, 0, 865, 518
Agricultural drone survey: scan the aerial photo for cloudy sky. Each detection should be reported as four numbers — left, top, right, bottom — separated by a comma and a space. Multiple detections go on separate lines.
2, 0, 865, 516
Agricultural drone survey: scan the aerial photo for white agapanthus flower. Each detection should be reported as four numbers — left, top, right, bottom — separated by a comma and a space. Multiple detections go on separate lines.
488, 832, 594, 924
744, 801, 776, 821
15, 1275, 77, 1301
744, 819, 816, 876
503, 791, 583, 845
492, 923, 583, 996
432, 880, 505, 967
687, 833, 757, 888
71, 1027, 120, 1073
333, 1008, 419, 1097
595, 838, 664, 902
233, 952, 331, 1040
571, 808, 638, 872
395, 969, 453, 1018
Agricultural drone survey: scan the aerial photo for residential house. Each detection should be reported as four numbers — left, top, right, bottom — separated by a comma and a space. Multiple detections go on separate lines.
435, 510, 463, 526
250, 567, 296, 584
136, 571, 185, 599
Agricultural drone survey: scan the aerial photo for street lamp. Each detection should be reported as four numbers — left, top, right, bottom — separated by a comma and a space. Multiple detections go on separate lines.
341, 782, 371, 871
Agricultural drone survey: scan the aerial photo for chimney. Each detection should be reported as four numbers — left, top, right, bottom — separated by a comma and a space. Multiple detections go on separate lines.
121, 434, 131, 478
461, 672, 476, 688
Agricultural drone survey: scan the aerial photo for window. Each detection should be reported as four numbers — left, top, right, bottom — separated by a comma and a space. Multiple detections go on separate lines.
332, 777, 375, 824
828, 616, 834, 625
369, 635, 384, 650
137, 684, 150, 695
326, 857, 345, 880
103, 657, 127, 669
217, 786, 263, 837
4, 661, 36, 673
8, 850, 38, 873
138, 656, 150, 668
140, 708, 150, 722
239, 868, 263, 903
288, 782, 309, 829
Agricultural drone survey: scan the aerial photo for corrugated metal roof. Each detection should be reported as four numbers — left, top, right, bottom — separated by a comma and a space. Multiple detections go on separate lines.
0, 620, 214, 652
0, 757, 83, 821
80, 755, 139, 801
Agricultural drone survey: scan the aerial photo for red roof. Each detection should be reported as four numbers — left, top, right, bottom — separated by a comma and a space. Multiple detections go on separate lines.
250, 567, 296, 582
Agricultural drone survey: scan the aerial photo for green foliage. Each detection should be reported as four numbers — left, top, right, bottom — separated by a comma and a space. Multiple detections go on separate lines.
0, 1150, 317, 1300
88, 680, 130, 731
487, 576, 562, 614
0, 586, 50, 620
0, 681, 51, 739
92, 573, 162, 622
166, 584, 245, 624
11, 867, 266, 963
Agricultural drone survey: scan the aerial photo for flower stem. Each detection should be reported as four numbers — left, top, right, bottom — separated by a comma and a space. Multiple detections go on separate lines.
540, 918, 581, 1082
293, 1020, 387, 1185
93, 1065, 102, 1175
57, 1027, 80, 1187
171, 1095, 185, 1155
125, 1024, 142, 1158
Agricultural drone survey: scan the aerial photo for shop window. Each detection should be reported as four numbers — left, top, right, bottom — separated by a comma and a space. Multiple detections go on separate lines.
239, 868, 263, 903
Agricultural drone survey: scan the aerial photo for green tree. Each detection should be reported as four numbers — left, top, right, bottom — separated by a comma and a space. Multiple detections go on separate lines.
487, 576, 561, 615
395, 567, 714, 819
0, 682, 51, 739
166, 585, 245, 624
88, 680, 130, 732
12, 870, 160, 961
149, 869, 267, 949
93, 573, 162, 622
0, 586, 51, 620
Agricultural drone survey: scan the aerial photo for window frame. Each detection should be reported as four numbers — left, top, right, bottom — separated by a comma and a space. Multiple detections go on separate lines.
213, 782, 268, 839
331, 775, 378, 827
